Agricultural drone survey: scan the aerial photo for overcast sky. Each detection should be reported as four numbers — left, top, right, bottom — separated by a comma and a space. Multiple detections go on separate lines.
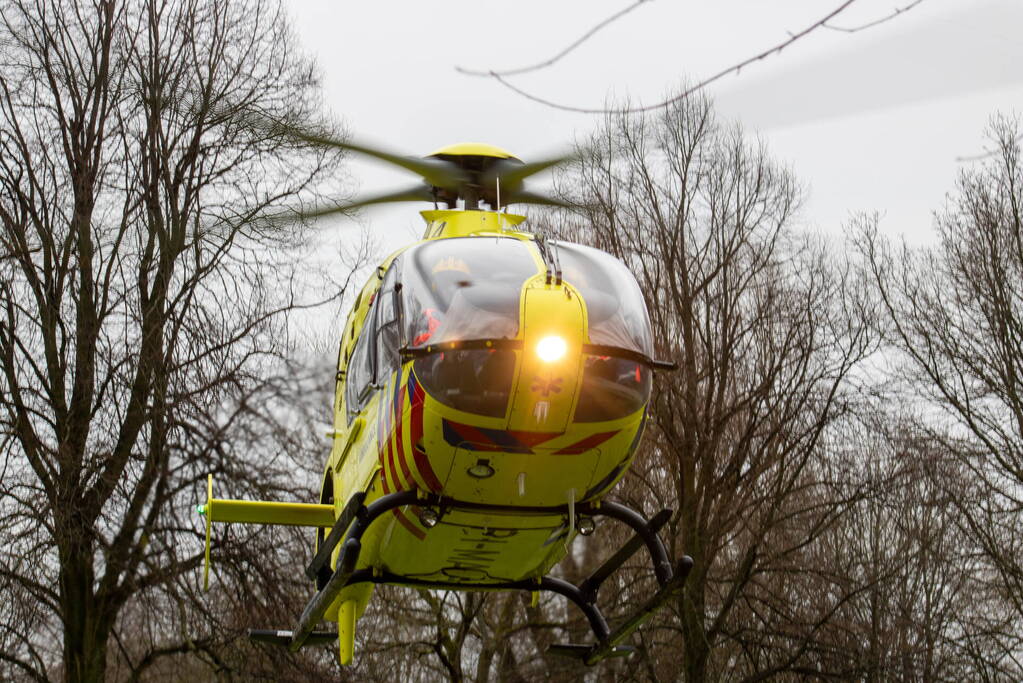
282, 0, 1023, 252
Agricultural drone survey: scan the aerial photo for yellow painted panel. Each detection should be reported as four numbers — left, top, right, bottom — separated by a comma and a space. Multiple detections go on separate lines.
419, 209, 526, 238
209, 499, 334, 528
338, 600, 356, 665
508, 281, 585, 433
427, 142, 519, 160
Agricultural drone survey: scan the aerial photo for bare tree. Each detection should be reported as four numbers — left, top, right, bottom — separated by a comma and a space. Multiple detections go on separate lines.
538, 89, 875, 680
852, 114, 1023, 677
737, 412, 986, 681
0, 0, 355, 680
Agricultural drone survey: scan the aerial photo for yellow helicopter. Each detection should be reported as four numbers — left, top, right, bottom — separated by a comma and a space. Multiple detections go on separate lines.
197, 126, 693, 667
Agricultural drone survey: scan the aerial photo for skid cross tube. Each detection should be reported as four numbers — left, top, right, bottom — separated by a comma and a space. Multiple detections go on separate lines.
592, 501, 674, 586
306, 491, 366, 581
584, 556, 694, 665
289, 489, 419, 651
331, 496, 687, 663
579, 508, 672, 603
341, 560, 694, 666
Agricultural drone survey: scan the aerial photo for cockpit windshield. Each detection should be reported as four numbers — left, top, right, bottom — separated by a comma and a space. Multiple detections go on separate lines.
403, 237, 541, 347
554, 241, 653, 356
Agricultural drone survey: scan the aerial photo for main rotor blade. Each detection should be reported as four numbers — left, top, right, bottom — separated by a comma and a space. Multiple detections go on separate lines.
244, 185, 435, 231
504, 188, 576, 209
243, 114, 468, 189
484, 153, 575, 189
339, 184, 436, 211
289, 185, 436, 223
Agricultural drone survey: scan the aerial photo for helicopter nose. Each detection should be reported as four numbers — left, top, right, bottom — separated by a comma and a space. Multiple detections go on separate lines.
508, 283, 585, 433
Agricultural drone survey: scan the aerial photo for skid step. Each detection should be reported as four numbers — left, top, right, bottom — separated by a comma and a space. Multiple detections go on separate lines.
248, 629, 336, 648
548, 644, 635, 661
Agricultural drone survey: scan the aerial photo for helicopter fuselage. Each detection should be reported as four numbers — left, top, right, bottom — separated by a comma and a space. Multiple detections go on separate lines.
322, 210, 655, 625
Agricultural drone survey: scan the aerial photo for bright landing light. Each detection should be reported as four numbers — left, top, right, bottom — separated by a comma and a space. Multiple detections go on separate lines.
536, 335, 567, 363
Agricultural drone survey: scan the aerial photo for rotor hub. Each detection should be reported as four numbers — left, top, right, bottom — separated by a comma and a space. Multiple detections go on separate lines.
426, 143, 524, 208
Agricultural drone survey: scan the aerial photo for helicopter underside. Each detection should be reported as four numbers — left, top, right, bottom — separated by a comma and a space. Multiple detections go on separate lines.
266, 358, 687, 665
283, 487, 692, 666
331, 363, 647, 587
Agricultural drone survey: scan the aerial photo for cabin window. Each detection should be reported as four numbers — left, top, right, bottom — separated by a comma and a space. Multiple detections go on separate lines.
345, 317, 374, 420
413, 349, 517, 418
574, 355, 651, 422
375, 263, 401, 381
553, 242, 653, 356
402, 237, 539, 347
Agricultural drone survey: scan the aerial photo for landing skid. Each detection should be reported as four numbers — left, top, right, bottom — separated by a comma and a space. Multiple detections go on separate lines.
254, 489, 694, 665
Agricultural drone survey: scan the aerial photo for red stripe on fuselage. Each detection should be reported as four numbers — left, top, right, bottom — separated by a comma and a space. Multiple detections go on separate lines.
447, 421, 501, 450
393, 507, 427, 540
378, 455, 425, 540
384, 385, 400, 491
408, 373, 444, 492
376, 381, 387, 466
409, 377, 425, 443
394, 384, 413, 488
413, 443, 444, 492
554, 431, 618, 455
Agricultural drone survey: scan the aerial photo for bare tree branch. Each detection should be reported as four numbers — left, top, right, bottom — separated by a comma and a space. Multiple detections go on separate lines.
463, 1, 861, 114
824, 0, 927, 33
455, 0, 654, 78
461, 0, 928, 115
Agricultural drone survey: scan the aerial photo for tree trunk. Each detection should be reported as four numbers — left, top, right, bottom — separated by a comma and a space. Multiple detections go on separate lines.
59, 540, 110, 682
680, 584, 709, 683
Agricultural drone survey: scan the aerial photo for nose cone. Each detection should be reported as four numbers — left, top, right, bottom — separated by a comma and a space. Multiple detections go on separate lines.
508, 282, 585, 433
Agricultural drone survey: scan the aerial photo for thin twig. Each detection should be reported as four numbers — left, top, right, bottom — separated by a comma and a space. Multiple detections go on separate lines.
824, 0, 927, 33
473, 0, 862, 114
456, 0, 654, 78
956, 133, 1023, 163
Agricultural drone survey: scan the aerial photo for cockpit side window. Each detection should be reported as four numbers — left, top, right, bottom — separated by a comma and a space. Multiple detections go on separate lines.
402, 237, 540, 347
575, 355, 651, 422
375, 262, 401, 381
345, 323, 374, 422
554, 241, 653, 356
